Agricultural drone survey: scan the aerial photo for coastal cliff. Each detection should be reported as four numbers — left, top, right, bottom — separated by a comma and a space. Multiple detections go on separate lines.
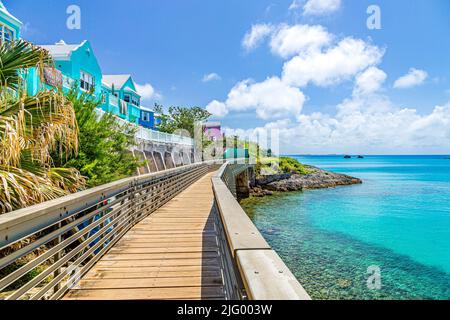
250, 165, 362, 197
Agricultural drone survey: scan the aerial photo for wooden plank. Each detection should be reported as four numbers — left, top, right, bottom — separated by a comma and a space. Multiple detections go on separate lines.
91, 265, 221, 274
101, 252, 219, 261
84, 270, 222, 280
64, 172, 226, 300
115, 240, 217, 248
109, 247, 219, 254
77, 276, 223, 289
65, 286, 225, 300
94, 258, 220, 268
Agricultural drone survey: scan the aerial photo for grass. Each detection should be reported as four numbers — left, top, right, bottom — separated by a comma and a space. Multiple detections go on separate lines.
256, 157, 310, 176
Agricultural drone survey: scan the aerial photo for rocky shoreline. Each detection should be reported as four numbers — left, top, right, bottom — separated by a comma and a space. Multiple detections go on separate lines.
250, 165, 362, 197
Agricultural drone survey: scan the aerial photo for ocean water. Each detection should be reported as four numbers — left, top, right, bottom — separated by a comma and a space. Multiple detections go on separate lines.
240, 156, 450, 300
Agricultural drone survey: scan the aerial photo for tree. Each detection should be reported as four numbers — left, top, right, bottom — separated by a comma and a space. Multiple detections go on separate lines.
55, 90, 142, 188
154, 103, 211, 137
0, 41, 85, 214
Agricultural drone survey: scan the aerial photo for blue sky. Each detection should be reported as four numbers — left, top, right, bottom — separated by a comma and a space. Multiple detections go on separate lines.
8, 0, 450, 154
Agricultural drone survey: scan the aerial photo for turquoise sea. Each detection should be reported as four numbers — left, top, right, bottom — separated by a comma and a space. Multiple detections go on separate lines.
241, 156, 450, 300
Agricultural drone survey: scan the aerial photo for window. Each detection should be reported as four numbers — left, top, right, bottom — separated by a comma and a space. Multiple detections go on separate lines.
101, 93, 107, 104
131, 96, 139, 106
124, 94, 131, 103
0, 24, 15, 44
142, 112, 149, 122
80, 70, 95, 92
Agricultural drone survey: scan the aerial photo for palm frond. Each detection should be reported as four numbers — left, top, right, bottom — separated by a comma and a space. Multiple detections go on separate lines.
0, 41, 85, 214
0, 40, 52, 92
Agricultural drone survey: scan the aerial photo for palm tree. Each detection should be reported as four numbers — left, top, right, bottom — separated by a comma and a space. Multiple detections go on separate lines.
0, 40, 85, 214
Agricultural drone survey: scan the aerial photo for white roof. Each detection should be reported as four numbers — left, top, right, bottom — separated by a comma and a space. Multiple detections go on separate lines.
102, 75, 132, 90
0, 1, 22, 27
123, 85, 138, 95
40, 40, 86, 60
203, 122, 221, 128
140, 106, 155, 113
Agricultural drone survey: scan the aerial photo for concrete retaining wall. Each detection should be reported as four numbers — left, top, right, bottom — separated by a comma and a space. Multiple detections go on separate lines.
133, 139, 195, 175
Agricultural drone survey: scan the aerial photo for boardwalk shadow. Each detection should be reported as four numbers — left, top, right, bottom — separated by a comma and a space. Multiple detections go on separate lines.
201, 204, 225, 300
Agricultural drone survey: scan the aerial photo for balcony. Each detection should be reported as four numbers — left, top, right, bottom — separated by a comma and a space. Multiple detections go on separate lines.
136, 126, 194, 146
94, 109, 194, 146
109, 95, 119, 107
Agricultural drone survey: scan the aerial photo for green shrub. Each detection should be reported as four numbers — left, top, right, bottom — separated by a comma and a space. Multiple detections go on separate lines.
278, 157, 310, 175
256, 157, 309, 176
53, 90, 143, 188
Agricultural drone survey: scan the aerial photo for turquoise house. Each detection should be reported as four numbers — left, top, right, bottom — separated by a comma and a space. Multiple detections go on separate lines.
101, 75, 141, 124
33, 40, 103, 98
1, 1, 160, 131
0, 1, 21, 42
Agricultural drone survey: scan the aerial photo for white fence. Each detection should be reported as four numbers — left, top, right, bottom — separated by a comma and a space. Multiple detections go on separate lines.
94, 109, 194, 146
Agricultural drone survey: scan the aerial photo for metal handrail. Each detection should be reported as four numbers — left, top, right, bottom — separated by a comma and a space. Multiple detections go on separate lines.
212, 161, 311, 300
0, 162, 212, 300
94, 109, 194, 146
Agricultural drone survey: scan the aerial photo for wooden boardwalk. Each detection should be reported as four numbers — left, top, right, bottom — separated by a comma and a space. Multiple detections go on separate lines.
64, 172, 226, 300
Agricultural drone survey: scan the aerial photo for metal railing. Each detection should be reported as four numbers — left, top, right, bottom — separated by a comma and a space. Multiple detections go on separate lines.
0, 163, 212, 300
212, 161, 311, 300
94, 109, 194, 146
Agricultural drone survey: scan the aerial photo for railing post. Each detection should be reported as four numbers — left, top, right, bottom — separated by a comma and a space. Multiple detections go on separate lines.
52, 222, 62, 295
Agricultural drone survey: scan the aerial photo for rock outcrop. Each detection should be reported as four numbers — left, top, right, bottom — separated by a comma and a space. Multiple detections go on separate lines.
250, 165, 362, 195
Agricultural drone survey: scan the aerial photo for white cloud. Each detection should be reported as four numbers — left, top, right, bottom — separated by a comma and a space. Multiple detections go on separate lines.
353, 67, 387, 96
136, 83, 162, 101
221, 64, 450, 154
229, 100, 450, 154
303, 0, 342, 16
270, 24, 332, 59
282, 37, 385, 87
242, 24, 274, 51
220, 13, 449, 154
202, 73, 221, 83
206, 100, 228, 118
206, 77, 306, 120
288, 0, 302, 11
393, 68, 428, 89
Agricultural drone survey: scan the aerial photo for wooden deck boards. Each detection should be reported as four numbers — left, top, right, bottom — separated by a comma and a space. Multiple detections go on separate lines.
64, 172, 225, 300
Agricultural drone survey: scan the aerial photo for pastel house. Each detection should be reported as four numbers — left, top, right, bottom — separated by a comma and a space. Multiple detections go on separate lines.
35, 40, 103, 98
203, 122, 222, 142
101, 75, 141, 124
1, 1, 162, 133
139, 107, 156, 129
0, 1, 21, 43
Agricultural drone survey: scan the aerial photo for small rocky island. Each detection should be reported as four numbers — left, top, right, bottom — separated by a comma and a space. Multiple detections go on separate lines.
250, 162, 362, 197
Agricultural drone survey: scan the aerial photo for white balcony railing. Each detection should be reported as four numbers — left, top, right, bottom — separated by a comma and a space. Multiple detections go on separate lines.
109, 95, 119, 107
94, 109, 194, 146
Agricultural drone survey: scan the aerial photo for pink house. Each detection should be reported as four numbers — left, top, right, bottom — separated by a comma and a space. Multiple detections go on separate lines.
203, 122, 222, 142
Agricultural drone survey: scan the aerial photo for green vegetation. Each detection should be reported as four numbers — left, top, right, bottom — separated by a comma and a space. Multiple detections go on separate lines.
0, 40, 85, 214
278, 157, 310, 175
256, 157, 310, 176
53, 90, 142, 188
154, 103, 211, 137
